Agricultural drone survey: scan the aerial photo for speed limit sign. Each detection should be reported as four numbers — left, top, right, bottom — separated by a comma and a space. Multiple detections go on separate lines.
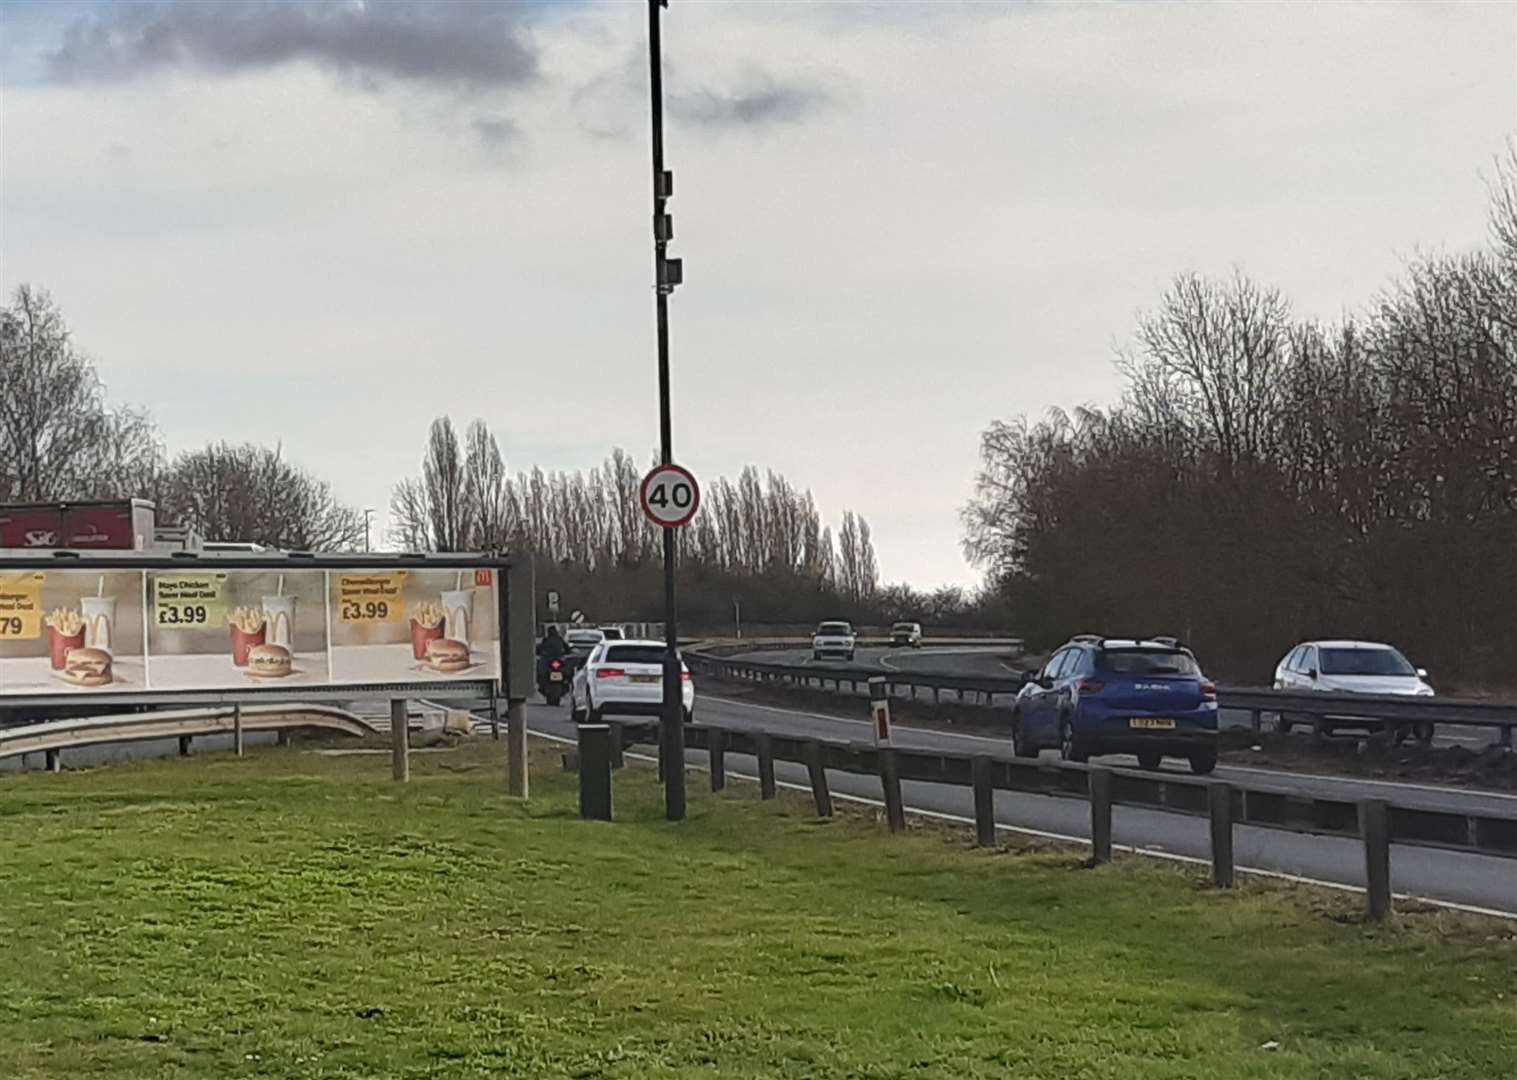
640, 463, 700, 528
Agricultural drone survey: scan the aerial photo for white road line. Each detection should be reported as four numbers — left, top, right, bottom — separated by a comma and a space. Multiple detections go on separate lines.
525, 729, 1517, 921
1216, 764, 1517, 802
702, 696, 1514, 801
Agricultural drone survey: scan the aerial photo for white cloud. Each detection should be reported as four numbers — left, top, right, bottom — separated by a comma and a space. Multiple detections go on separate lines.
1, 1, 1512, 586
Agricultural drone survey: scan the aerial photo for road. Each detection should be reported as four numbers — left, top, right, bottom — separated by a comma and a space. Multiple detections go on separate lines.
528, 694, 1517, 917
727, 645, 1506, 749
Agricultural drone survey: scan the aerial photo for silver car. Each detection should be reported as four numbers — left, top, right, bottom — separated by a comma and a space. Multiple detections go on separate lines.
1273, 639, 1434, 741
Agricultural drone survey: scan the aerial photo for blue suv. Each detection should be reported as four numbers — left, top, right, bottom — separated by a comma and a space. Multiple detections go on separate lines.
1012, 636, 1219, 774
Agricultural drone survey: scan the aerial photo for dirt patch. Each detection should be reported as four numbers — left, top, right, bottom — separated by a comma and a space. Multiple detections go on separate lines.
1220, 733, 1517, 793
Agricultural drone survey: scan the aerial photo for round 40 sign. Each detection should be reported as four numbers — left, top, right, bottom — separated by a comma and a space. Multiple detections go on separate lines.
640, 463, 700, 528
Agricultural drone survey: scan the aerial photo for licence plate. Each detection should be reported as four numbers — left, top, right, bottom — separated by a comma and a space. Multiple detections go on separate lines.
549, 672, 563, 682
632, 675, 659, 684
1130, 718, 1175, 730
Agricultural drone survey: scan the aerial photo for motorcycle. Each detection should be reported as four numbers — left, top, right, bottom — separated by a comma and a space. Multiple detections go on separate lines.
538, 656, 569, 706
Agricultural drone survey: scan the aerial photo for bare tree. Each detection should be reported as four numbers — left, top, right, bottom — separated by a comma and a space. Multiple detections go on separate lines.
161, 442, 363, 550
0, 285, 162, 501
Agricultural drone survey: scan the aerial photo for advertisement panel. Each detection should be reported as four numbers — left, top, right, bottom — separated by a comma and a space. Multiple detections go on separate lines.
329, 568, 499, 683
0, 564, 499, 696
0, 570, 149, 693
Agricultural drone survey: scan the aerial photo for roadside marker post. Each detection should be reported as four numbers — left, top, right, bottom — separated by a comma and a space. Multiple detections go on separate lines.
868, 676, 893, 745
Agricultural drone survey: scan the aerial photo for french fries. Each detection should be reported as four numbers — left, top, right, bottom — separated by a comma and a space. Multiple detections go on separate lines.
44, 608, 84, 635
409, 601, 445, 628
228, 606, 267, 633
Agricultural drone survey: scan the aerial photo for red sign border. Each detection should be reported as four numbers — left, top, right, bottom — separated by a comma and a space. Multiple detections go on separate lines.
640, 463, 701, 529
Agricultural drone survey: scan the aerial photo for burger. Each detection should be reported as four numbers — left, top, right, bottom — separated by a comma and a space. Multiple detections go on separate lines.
426, 638, 471, 673
246, 643, 293, 679
62, 646, 113, 687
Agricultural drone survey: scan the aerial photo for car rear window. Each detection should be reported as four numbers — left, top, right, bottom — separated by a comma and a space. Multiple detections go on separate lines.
818, 623, 851, 635
1319, 648, 1415, 676
892, 623, 916, 632
604, 645, 666, 665
1098, 649, 1200, 676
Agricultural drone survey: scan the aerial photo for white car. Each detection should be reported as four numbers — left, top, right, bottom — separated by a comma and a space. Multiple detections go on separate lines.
889, 621, 923, 648
570, 639, 695, 724
1273, 639, 1435, 740
812, 620, 857, 662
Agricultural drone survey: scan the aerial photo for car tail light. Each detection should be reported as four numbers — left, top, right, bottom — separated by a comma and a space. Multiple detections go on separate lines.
1077, 679, 1104, 694
549, 659, 562, 670
1201, 681, 1217, 700
681, 671, 692, 681
595, 667, 625, 679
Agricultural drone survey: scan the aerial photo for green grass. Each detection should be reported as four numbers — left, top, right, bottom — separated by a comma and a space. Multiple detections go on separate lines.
1, 740, 1513, 1079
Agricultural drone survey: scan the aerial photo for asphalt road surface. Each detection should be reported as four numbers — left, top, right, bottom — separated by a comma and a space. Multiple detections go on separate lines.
529, 694, 1517, 917
728, 646, 1506, 750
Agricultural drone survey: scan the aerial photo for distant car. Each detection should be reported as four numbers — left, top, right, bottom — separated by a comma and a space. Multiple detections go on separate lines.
570, 640, 695, 724
1273, 640, 1435, 742
599, 626, 626, 640
812, 620, 857, 662
889, 622, 923, 648
1011, 636, 1219, 774
562, 628, 606, 675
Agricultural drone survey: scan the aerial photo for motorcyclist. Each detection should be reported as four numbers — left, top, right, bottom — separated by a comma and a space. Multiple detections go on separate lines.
536, 625, 568, 683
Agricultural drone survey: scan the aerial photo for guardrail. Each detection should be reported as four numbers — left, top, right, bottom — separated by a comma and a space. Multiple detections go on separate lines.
0, 703, 375, 771
685, 649, 1517, 749
575, 719, 1516, 921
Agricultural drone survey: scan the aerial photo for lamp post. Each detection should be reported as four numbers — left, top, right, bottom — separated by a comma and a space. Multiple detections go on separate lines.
363, 508, 375, 553
646, 0, 686, 821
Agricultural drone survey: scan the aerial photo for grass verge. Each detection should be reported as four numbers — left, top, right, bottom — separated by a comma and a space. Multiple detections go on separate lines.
1, 738, 1514, 1078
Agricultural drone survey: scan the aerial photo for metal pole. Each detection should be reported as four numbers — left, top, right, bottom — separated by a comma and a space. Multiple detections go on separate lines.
648, 0, 685, 822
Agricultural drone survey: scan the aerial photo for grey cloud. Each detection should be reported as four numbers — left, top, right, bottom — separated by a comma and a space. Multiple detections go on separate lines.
44, 0, 539, 89
573, 56, 834, 139
669, 74, 832, 130
471, 114, 519, 148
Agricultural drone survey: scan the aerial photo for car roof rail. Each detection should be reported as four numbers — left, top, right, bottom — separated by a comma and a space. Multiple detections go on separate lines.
1150, 635, 1181, 648
1068, 634, 1104, 645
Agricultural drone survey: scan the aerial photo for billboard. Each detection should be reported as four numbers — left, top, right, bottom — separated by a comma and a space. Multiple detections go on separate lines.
0, 567, 499, 696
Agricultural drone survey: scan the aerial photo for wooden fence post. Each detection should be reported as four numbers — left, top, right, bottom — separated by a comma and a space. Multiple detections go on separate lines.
972, 755, 996, 847
802, 739, 833, 818
755, 732, 777, 799
233, 704, 244, 757
578, 724, 613, 821
878, 748, 906, 833
1208, 782, 1235, 887
390, 698, 409, 782
1359, 799, 1391, 920
709, 727, 727, 792
1088, 767, 1113, 864
178, 735, 191, 757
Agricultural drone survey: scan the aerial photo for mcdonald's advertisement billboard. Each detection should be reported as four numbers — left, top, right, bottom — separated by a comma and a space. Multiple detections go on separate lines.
0, 566, 499, 696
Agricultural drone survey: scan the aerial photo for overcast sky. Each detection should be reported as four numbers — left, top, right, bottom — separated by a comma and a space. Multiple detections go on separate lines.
2, 1, 1513, 586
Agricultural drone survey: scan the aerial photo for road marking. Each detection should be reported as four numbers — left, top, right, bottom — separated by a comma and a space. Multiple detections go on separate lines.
704, 695, 1007, 744
703, 696, 1514, 802
1216, 764, 1517, 802
525, 728, 1517, 921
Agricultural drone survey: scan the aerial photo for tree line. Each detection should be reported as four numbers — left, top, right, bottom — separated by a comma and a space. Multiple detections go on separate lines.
964, 149, 1517, 689
388, 416, 901, 626
3, 290, 981, 629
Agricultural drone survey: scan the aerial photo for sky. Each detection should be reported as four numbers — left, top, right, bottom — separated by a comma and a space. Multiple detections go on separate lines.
2, 0, 1514, 587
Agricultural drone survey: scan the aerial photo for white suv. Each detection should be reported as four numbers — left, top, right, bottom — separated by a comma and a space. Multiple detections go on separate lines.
570, 640, 694, 724
890, 622, 923, 648
1273, 639, 1434, 740
812, 620, 857, 662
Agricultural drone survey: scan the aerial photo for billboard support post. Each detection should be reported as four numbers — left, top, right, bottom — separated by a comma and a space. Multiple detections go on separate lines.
503, 557, 536, 798
390, 698, 409, 782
